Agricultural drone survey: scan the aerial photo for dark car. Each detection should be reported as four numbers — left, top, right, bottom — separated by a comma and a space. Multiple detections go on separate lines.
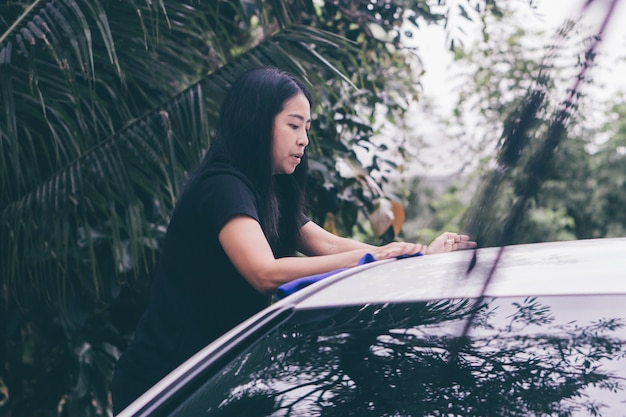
117, 237, 626, 417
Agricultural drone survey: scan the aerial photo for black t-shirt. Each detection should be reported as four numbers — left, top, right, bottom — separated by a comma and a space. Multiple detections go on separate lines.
112, 168, 273, 407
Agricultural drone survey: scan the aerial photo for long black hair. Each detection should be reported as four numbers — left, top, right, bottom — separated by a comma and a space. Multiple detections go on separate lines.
194, 67, 313, 256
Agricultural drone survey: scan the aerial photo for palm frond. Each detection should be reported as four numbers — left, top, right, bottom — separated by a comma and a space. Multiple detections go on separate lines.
0, 0, 260, 206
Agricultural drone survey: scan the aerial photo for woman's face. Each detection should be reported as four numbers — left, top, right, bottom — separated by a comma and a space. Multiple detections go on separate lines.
271, 93, 311, 175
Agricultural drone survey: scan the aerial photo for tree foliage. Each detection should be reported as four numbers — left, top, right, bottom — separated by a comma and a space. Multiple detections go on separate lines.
405, 1, 626, 248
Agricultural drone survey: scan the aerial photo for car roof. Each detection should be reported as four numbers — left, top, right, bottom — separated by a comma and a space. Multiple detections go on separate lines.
119, 237, 626, 416
295, 237, 626, 309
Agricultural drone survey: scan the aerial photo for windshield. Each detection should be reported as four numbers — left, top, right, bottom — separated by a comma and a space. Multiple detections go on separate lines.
165, 295, 626, 417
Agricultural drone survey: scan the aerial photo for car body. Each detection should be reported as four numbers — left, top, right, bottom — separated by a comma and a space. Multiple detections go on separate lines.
117, 237, 626, 417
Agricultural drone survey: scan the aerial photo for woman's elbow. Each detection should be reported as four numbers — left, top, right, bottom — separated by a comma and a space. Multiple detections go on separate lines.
252, 281, 276, 295
245, 270, 280, 295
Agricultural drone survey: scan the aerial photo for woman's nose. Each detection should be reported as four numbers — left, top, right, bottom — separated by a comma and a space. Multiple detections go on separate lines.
298, 131, 309, 147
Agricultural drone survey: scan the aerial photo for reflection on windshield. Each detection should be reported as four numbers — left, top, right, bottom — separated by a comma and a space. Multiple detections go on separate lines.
170, 295, 626, 417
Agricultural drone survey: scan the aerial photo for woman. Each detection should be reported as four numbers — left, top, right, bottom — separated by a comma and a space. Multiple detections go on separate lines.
111, 66, 474, 414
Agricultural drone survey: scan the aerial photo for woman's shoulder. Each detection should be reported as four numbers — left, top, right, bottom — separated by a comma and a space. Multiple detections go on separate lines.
173, 169, 259, 223
195, 170, 254, 195
185, 161, 253, 192
182, 166, 257, 209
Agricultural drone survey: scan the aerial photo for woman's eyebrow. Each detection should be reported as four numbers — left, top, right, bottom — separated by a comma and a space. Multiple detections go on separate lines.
288, 114, 312, 124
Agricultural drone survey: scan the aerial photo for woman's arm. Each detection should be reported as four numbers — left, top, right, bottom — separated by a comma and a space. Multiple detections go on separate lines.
220, 216, 475, 295
296, 220, 374, 256
297, 220, 475, 256
219, 216, 424, 294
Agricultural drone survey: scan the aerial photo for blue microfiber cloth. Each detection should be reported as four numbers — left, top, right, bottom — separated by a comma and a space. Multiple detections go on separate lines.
275, 251, 422, 299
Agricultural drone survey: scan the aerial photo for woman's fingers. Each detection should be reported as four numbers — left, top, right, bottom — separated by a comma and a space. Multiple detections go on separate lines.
426, 232, 476, 254
455, 234, 477, 249
372, 233, 476, 260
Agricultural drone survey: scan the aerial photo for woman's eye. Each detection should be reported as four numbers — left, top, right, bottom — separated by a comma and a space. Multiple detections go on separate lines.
290, 124, 300, 130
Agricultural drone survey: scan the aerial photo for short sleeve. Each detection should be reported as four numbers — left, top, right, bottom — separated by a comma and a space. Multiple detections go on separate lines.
194, 174, 260, 236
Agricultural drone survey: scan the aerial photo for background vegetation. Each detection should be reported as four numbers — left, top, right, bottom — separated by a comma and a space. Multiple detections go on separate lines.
1, 0, 624, 415
403, 1, 626, 246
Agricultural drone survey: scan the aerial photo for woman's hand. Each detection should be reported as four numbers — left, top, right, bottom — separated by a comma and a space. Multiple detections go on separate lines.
425, 232, 476, 254
370, 241, 427, 261
369, 232, 476, 261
